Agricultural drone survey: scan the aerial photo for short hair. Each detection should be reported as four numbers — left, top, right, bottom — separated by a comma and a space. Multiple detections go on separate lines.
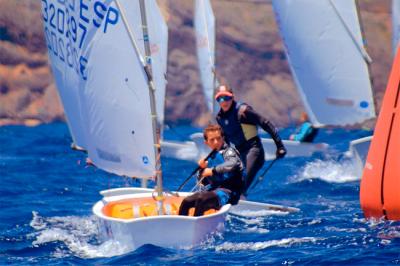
203, 124, 224, 141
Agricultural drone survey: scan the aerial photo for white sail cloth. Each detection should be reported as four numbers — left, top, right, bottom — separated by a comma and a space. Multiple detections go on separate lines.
272, 0, 375, 127
42, 0, 170, 178
194, 0, 217, 114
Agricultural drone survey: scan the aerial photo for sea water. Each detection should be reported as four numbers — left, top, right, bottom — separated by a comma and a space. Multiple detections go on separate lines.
0, 123, 399, 265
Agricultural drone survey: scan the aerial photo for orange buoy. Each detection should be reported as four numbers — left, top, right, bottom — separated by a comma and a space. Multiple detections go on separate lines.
360, 45, 400, 220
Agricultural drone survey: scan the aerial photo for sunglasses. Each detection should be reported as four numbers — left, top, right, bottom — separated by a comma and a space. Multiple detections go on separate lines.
216, 95, 233, 103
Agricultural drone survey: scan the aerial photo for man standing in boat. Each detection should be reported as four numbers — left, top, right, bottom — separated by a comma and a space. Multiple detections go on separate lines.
214, 84, 287, 195
179, 124, 244, 216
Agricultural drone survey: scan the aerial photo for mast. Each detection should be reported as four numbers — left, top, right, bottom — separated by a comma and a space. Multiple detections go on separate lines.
115, 0, 163, 213
139, 0, 164, 213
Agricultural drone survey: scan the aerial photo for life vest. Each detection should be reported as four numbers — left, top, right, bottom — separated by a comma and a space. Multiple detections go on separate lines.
216, 101, 258, 147
205, 144, 244, 204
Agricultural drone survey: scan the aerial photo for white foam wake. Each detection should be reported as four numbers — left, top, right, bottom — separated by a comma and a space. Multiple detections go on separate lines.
214, 237, 323, 251
291, 159, 360, 183
30, 211, 129, 258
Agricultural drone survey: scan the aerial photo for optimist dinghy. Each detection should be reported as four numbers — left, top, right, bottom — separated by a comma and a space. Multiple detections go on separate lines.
93, 189, 229, 250
42, 0, 229, 251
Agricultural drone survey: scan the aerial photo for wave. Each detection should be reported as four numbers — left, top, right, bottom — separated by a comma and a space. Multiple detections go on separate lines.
30, 211, 129, 258
290, 159, 360, 183
213, 237, 324, 251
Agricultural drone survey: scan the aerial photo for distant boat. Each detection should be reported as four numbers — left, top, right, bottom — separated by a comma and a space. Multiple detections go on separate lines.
190, 0, 329, 161
272, 0, 375, 127
160, 0, 217, 161
347, 135, 372, 177
42, 0, 229, 251
360, 45, 400, 221
346, 0, 399, 167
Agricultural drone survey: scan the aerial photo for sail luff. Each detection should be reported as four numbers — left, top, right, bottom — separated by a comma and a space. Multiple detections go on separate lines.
328, 0, 372, 64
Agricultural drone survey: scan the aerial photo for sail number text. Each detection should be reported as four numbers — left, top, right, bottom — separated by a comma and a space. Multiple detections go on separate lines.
41, 0, 119, 80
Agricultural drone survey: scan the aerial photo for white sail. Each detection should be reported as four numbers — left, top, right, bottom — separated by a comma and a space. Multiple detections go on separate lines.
82, 0, 156, 178
194, 0, 217, 114
393, 0, 400, 55
146, 0, 168, 128
272, 0, 375, 126
41, 0, 109, 149
42, 0, 156, 178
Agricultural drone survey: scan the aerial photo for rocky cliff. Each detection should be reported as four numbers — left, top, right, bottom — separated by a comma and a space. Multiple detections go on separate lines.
0, 0, 393, 127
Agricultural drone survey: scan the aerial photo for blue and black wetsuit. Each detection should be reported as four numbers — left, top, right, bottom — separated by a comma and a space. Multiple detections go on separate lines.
292, 122, 318, 142
216, 101, 285, 193
178, 143, 244, 216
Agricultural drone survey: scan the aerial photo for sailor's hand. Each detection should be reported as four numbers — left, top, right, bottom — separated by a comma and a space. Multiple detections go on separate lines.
198, 158, 208, 169
276, 147, 287, 159
85, 157, 95, 167
201, 168, 213, 177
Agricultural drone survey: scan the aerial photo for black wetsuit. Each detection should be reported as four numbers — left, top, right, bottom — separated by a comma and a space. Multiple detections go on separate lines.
216, 101, 286, 193
178, 143, 244, 216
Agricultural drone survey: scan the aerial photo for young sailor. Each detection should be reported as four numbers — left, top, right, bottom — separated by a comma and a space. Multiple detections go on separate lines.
178, 124, 244, 216
289, 112, 318, 142
214, 84, 287, 194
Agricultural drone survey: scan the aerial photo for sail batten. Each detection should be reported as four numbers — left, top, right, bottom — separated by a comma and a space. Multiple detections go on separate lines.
272, 0, 375, 126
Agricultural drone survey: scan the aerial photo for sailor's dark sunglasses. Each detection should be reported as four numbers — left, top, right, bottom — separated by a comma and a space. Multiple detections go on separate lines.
216, 95, 233, 103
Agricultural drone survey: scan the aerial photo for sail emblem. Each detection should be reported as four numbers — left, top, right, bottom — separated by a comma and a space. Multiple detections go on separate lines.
359, 101, 369, 109
142, 156, 149, 165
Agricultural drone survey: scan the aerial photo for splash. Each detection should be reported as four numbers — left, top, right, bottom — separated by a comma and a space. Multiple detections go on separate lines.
291, 159, 360, 183
227, 215, 270, 234
30, 211, 130, 258
229, 209, 289, 218
214, 237, 323, 251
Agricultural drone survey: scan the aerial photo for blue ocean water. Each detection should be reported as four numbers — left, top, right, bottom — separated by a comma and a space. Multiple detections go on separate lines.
0, 123, 399, 265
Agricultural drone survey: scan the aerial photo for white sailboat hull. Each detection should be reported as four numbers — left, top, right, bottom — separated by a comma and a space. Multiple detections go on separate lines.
92, 190, 229, 251
261, 138, 329, 161
170, 133, 329, 162
348, 135, 372, 177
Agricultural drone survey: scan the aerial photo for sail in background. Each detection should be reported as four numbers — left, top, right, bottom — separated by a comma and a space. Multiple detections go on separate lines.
272, 0, 375, 127
194, 0, 217, 115
393, 0, 400, 55
42, 0, 156, 178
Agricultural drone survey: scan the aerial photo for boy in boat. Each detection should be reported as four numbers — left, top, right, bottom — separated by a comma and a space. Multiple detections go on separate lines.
214, 84, 286, 195
178, 124, 244, 216
289, 112, 318, 142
